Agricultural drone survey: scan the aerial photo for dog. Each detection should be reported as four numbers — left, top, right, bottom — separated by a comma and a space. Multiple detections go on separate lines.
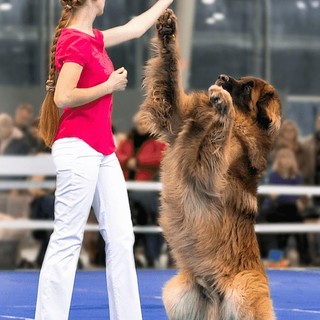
136, 9, 282, 320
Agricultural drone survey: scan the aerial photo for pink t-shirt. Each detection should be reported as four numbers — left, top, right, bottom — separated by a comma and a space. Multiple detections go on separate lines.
54, 28, 115, 155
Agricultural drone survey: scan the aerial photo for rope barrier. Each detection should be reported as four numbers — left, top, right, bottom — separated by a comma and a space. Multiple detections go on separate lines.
0, 220, 319, 234
0, 220, 162, 233
1, 156, 320, 234
1, 180, 320, 196
258, 185, 320, 196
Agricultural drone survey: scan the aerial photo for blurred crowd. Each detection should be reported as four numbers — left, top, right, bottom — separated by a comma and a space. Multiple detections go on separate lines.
258, 118, 320, 267
1, 103, 320, 269
0, 103, 169, 270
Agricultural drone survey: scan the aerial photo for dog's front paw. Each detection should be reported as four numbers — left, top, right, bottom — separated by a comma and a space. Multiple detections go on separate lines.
208, 85, 234, 117
156, 9, 177, 44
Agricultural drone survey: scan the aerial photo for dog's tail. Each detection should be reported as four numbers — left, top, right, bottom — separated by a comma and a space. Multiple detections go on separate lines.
163, 273, 220, 320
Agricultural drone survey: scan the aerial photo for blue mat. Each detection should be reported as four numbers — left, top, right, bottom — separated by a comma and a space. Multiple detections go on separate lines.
0, 269, 320, 319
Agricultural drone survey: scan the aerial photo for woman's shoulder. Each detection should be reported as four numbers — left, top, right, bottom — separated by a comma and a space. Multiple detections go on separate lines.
57, 28, 93, 51
56, 29, 93, 68
59, 28, 93, 41
93, 28, 104, 40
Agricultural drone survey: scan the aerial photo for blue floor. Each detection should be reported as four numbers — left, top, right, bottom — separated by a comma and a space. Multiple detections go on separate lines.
0, 269, 320, 319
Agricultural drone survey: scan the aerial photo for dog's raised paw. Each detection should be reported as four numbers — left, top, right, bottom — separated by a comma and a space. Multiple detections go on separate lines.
208, 85, 233, 116
156, 9, 177, 39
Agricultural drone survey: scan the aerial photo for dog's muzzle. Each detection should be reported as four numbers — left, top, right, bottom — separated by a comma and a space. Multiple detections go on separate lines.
215, 74, 232, 92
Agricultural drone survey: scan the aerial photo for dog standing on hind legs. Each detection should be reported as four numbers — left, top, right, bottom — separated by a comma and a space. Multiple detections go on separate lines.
136, 9, 281, 320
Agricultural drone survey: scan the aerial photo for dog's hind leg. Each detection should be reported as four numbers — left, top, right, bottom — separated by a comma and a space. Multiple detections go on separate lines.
163, 273, 220, 320
221, 270, 275, 320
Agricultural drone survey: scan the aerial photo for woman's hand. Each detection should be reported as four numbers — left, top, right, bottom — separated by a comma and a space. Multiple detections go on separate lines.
54, 64, 128, 108
102, 0, 174, 47
106, 67, 128, 92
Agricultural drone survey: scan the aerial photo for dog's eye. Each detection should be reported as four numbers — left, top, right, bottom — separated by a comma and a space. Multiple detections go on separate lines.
243, 81, 254, 94
243, 85, 251, 94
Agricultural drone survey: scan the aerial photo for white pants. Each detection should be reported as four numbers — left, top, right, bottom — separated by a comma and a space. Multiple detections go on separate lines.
35, 138, 142, 320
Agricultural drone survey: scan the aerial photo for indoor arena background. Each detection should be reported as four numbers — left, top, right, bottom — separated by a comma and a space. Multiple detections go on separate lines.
0, 0, 320, 319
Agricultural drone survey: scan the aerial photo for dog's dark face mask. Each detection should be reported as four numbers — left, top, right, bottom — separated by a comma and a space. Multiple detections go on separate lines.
215, 74, 281, 131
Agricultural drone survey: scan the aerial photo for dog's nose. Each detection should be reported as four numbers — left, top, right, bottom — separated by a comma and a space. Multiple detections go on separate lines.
218, 74, 229, 82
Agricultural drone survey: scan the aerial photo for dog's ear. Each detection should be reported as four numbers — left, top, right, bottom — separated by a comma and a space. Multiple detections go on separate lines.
256, 86, 276, 130
258, 85, 275, 106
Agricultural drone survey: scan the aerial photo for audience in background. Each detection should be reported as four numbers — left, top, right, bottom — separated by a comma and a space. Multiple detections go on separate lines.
302, 114, 320, 186
112, 125, 127, 149
117, 121, 166, 182
262, 148, 304, 221
14, 103, 34, 135
0, 113, 30, 155
14, 103, 36, 148
301, 114, 320, 265
258, 148, 310, 265
271, 120, 310, 183
0, 111, 32, 267
2, 104, 320, 268
28, 118, 50, 154
0, 109, 55, 268
116, 119, 166, 268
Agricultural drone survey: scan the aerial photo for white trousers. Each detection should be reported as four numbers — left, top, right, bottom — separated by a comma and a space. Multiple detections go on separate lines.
35, 138, 142, 320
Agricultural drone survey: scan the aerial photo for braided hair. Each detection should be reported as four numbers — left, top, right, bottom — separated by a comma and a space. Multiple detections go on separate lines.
39, 0, 86, 147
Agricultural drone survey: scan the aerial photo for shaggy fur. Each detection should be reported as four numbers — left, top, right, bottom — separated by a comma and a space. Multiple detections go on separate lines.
136, 9, 282, 320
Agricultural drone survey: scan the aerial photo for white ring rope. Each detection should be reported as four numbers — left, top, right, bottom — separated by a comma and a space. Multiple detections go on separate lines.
1, 156, 320, 234
0, 182, 320, 233
1, 181, 320, 196
0, 220, 319, 234
0, 220, 162, 233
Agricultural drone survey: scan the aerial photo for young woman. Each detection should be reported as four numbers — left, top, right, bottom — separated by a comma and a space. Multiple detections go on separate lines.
260, 148, 310, 264
271, 120, 309, 182
35, 0, 173, 319
265, 147, 303, 215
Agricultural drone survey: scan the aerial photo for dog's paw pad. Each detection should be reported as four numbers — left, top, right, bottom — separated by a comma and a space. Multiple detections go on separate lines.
156, 9, 177, 38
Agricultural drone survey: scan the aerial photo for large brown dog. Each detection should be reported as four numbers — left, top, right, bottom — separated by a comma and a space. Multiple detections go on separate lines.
136, 9, 282, 320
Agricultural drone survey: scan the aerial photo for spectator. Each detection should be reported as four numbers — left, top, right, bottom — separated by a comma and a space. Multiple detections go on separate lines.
117, 121, 166, 181
272, 119, 310, 183
302, 114, 320, 186
112, 125, 127, 148
14, 103, 34, 135
116, 120, 166, 267
0, 113, 32, 266
0, 113, 30, 155
258, 148, 310, 265
28, 118, 50, 154
301, 114, 320, 265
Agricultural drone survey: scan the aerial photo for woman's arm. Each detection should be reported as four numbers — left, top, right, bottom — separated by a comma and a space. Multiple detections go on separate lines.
102, 0, 173, 48
54, 63, 128, 109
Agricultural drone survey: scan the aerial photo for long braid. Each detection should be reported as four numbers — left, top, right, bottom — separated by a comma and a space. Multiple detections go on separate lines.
39, 0, 86, 147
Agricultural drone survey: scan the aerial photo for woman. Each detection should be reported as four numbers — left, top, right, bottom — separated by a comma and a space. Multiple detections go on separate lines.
271, 119, 310, 182
260, 148, 310, 264
264, 147, 303, 218
35, 0, 173, 319
116, 123, 166, 182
